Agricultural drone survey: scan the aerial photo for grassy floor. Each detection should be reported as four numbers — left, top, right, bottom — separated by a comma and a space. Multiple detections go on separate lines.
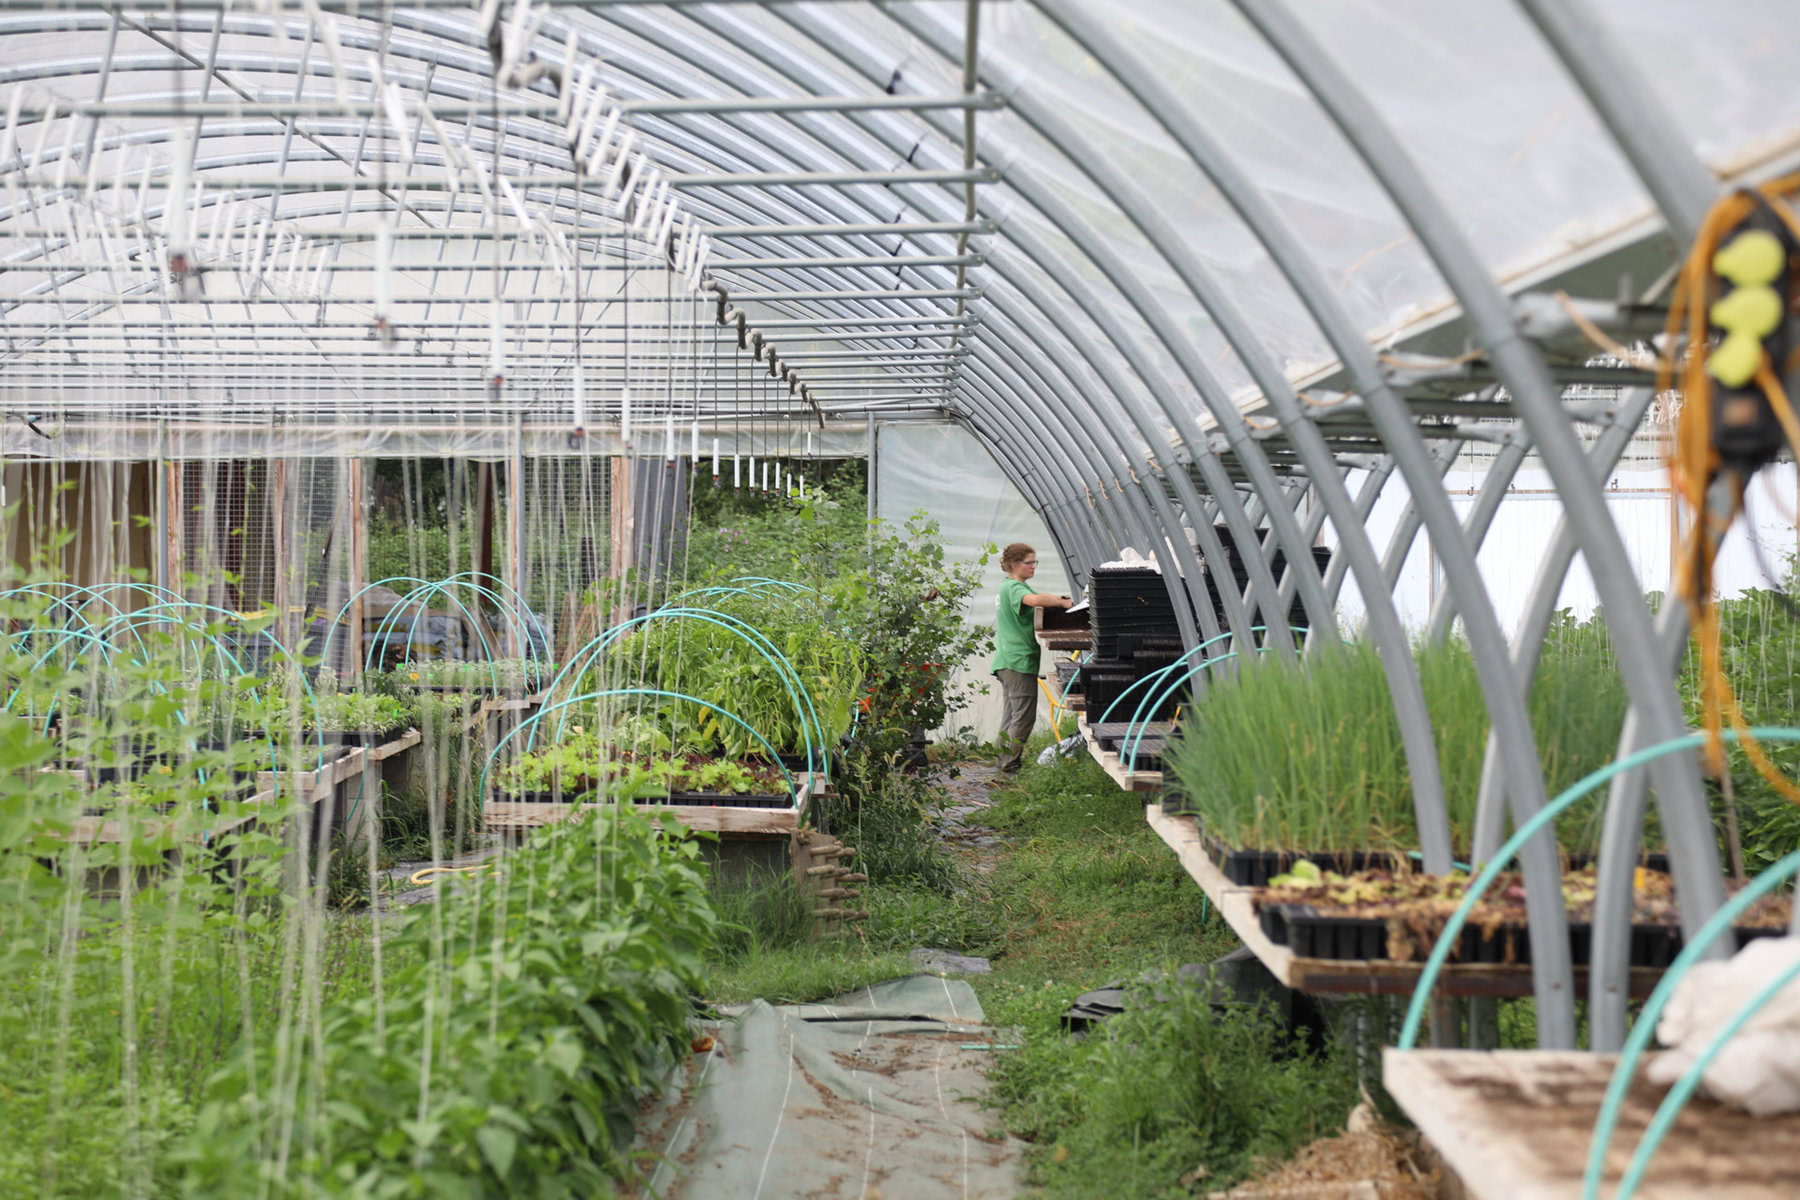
697, 744, 1361, 1195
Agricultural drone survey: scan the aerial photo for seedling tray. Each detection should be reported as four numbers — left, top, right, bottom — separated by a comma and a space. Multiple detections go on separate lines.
1263, 904, 1779, 967
1197, 827, 1402, 887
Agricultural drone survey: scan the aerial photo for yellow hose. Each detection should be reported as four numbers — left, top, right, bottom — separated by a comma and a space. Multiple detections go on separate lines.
408, 864, 497, 887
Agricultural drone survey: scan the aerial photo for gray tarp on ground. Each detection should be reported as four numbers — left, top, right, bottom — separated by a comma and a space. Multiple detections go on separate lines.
631, 976, 1024, 1199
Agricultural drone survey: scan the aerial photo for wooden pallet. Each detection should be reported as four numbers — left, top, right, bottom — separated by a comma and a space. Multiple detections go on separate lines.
1144, 805, 1668, 998
1385, 1049, 1800, 1199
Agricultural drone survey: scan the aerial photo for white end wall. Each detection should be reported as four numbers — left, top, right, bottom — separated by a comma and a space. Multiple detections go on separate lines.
873, 422, 1073, 743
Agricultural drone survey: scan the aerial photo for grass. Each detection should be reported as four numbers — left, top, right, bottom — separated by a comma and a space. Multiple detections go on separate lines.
697, 741, 1363, 1195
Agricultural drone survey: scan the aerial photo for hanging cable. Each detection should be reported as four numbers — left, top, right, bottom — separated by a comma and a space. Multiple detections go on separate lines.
1667, 173, 1800, 801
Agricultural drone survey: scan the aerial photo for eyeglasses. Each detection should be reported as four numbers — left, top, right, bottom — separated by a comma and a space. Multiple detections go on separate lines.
1021, 559, 1038, 566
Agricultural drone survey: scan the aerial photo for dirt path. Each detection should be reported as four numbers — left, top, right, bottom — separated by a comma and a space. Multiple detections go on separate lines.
931, 762, 1008, 879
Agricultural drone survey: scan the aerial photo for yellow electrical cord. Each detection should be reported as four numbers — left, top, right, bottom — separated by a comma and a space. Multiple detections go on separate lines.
1040, 675, 1067, 739
408, 864, 498, 886
1667, 175, 1800, 803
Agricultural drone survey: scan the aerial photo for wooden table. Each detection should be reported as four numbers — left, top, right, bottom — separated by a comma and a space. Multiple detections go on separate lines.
1385, 1049, 1800, 1199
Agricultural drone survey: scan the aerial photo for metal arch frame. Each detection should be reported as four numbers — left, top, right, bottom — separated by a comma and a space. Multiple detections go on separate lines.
955, 347, 1136, 564
958, 339, 1215, 648
638, 1, 1231, 654
0, 0, 1742, 1014
652, 1, 1241, 657
940, 400, 1096, 585
961, 328, 1204, 645
855, 14, 1474, 831
1034, 0, 1600, 1039
1512, 0, 1729, 1050
0, 22, 982, 378
556, 13, 1171, 573
957, 417, 1094, 585
965, 297, 1220, 647
952, 356, 1122, 578
1229, 4, 1726, 1051
873, 1, 1460, 871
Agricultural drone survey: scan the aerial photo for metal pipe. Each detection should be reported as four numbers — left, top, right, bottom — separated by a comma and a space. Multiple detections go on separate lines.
1235, 0, 1726, 1043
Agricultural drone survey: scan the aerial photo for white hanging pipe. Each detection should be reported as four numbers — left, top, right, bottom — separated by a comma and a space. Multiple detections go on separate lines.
488, 301, 506, 384
711, 438, 720, 479
558, 31, 580, 123
619, 386, 632, 449
165, 123, 191, 270
373, 216, 394, 325
732, 453, 741, 488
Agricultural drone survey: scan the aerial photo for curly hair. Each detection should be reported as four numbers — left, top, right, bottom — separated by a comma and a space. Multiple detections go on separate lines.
1000, 542, 1035, 570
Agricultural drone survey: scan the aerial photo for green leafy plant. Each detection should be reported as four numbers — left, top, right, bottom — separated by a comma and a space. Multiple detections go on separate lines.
177, 807, 719, 1197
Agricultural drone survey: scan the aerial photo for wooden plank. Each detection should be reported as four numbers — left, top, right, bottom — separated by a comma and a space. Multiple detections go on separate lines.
1078, 713, 1163, 792
1385, 1049, 1800, 1200
1147, 803, 1296, 986
484, 800, 800, 835
485, 776, 816, 836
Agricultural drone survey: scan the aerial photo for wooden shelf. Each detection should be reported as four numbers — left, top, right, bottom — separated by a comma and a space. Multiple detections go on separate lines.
1144, 805, 1669, 998
1385, 1049, 1800, 1200
1078, 713, 1162, 792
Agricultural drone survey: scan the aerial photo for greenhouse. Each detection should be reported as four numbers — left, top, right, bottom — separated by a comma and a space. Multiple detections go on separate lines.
4, 0, 1800, 1195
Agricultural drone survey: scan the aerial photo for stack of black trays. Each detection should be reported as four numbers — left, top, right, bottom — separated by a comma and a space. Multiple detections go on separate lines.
1198, 525, 1333, 634
1083, 567, 1193, 723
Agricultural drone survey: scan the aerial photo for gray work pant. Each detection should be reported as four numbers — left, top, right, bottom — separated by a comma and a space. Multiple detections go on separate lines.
995, 668, 1039, 773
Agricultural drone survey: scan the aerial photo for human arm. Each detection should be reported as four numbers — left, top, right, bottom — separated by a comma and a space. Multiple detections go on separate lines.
1020, 592, 1072, 609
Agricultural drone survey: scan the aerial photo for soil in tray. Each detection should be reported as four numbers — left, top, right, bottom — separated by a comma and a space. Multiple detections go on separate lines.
1252, 865, 1793, 966
1196, 825, 1672, 889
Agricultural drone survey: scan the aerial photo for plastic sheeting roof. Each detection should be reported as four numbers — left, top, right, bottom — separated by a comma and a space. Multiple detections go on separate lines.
0, 0, 1796, 478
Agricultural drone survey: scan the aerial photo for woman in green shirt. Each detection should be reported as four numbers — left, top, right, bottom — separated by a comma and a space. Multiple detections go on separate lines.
992, 542, 1073, 773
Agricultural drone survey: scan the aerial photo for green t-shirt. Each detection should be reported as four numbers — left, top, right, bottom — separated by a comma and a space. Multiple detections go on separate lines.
991, 577, 1042, 676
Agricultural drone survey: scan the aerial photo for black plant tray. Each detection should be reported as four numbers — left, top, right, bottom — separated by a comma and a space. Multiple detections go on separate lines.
1198, 828, 1403, 888
504, 789, 596, 805
1264, 904, 1779, 968
1268, 903, 1525, 963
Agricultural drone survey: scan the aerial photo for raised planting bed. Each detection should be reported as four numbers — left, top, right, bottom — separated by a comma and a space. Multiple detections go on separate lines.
506, 787, 791, 810
1251, 863, 1791, 966
496, 748, 796, 810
